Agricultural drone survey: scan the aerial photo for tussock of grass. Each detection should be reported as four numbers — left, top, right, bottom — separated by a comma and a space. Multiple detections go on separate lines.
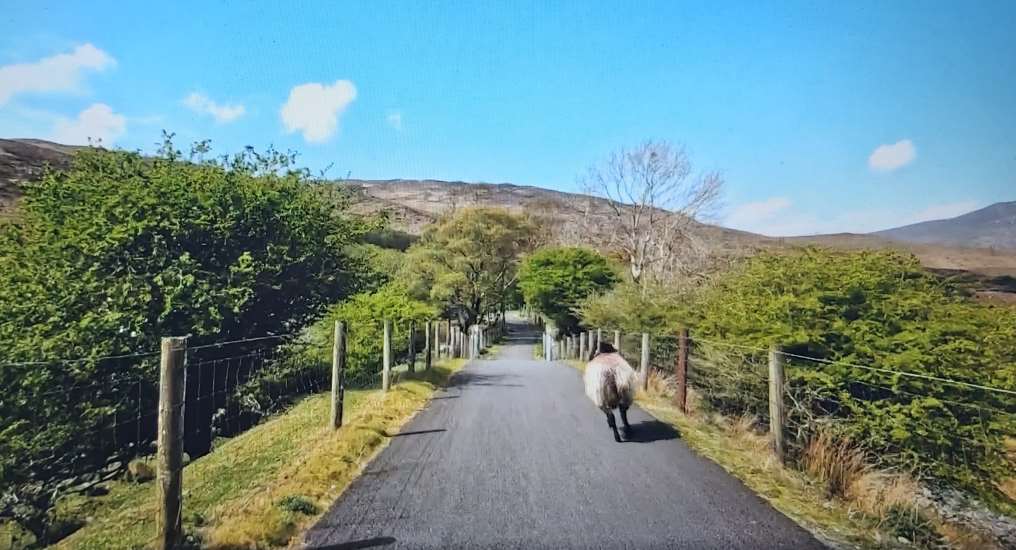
53, 359, 465, 550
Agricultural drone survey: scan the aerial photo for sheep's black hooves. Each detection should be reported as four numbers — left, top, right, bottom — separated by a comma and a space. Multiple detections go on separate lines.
613, 433, 623, 443
622, 427, 632, 440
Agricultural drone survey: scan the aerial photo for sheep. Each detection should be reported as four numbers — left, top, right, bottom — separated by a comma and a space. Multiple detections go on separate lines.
583, 341, 636, 442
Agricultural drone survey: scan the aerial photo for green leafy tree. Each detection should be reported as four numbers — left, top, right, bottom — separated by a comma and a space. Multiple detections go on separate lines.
404, 208, 540, 327
0, 143, 369, 536
519, 247, 618, 334
305, 283, 437, 384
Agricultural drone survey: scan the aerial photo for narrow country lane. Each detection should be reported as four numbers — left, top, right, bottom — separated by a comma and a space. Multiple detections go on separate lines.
302, 321, 825, 550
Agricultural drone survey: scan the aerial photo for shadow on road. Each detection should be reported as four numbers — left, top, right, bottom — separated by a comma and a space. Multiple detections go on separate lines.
308, 536, 396, 549
448, 370, 525, 388
391, 428, 447, 437
623, 419, 681, 443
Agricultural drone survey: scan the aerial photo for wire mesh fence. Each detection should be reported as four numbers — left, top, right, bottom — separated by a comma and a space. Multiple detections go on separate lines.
556, 326, 1016, 487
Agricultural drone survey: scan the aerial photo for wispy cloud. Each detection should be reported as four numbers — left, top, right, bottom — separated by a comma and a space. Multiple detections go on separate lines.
280, 80, 357, 143
51, 103, 126, 145
725, 197, 791, 230
724, 196, 980, 236
868, 139, 916, 172
183, 92, 245, 123
0, 43, 115, 105
386, 111, 403, 131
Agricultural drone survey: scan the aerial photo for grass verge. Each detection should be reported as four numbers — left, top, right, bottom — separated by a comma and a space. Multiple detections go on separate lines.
52, 358, 466, 550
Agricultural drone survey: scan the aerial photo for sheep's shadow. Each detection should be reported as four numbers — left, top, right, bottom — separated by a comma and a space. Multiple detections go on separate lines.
622, 419, 680, 443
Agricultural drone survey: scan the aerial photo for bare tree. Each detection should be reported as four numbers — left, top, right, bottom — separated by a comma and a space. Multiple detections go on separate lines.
581, 140, 722, 285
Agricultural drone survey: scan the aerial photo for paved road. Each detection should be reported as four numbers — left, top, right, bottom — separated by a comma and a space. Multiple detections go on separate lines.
303, 322, 824, 550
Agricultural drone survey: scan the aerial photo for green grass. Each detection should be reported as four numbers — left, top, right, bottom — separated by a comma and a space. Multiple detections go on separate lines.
53, 359, 466, 550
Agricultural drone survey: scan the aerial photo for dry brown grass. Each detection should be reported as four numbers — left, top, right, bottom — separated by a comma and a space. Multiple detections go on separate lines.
802, 431, 872, 499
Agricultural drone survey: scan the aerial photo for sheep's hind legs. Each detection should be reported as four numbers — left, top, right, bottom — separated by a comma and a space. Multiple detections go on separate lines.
604, 409, 622, 442
619, 405, 632, 440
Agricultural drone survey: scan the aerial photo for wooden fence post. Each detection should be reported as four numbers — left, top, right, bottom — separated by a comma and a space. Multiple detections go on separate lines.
640, 332, 650, 391
449, 319, 457, 357
425, 320, 433, 370
675, 328, 688, 413
382, 320, 392, 391
595, 329, 602, 354
614, 330, 621, 353
331, 321, 347, 428
156, 336, 187, 550
768, 345, 786, 464
408, 321, 416, 373
579, 332, 586, 362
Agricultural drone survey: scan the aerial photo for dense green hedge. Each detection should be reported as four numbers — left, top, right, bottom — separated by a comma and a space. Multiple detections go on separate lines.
301, 283, 438, 386
0, 145, 368, 539
582, 248, 1016, 490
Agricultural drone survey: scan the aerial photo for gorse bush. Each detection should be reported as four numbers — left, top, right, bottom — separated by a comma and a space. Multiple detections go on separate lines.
581, 247, 1016, 491
0, 142, 370, 539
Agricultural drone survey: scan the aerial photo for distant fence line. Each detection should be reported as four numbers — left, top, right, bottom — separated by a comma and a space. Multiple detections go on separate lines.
544, 325, 1016, 467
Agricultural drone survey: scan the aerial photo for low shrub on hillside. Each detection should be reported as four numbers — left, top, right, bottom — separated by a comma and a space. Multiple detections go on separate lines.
582, 248, 1016, 492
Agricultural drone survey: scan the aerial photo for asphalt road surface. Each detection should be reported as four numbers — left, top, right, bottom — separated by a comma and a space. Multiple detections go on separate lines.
303, 321, 824, 550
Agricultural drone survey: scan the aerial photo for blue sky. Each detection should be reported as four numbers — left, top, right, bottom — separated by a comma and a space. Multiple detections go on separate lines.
1, 1, 1014, 236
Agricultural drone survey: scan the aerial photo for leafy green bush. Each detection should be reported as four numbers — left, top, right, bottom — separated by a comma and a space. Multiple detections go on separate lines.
0, 143, 368, 538
693, 249, 1015, 487
582, 247, 1016, 490
518, 246, 618, 334
302, 283, 437, 386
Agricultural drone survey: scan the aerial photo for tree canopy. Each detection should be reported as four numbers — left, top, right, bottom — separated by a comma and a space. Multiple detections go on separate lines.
519, 246, 618, 334
404, 208, 540, 327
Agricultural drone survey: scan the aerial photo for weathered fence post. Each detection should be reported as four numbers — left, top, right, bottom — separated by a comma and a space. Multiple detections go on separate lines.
449, 317, 457, 355
382, 320, 392, 391
595, 329, 602, 353
675, 328, 688, 413
425, 320, 433, 370
331, 321, 347, 428
640, 332, 650, 391
156, 336, 187, 550
768, 345, 786, 464
613, 330, 621, 353
408, 321, 416, 373
579, 332, 586, 362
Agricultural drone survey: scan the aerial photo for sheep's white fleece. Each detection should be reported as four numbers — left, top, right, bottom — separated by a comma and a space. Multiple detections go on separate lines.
583, 352, 636, 410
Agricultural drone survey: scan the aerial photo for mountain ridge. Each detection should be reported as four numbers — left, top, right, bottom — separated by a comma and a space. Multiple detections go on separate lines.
2, 138, 1015, 278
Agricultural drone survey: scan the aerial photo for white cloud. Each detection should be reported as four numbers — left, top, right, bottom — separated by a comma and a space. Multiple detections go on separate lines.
183, 92, 245, 123
902, 201, 979, 225
386, 111, 403, 131
725, 197, 792, 230
868, 139, 916, 172
724, 196, 979, 237
51, 103, 126, 145
0, 43, 115, 105
280, 80, 357, 143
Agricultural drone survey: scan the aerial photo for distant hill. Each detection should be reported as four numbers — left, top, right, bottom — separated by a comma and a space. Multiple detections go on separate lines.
0, 139, 78, 210
873, 202, 1016, 250
2, 138, 1014, 279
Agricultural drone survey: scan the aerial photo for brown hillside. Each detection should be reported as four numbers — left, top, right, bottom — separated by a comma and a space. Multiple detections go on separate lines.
1, 139, 1013, 278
